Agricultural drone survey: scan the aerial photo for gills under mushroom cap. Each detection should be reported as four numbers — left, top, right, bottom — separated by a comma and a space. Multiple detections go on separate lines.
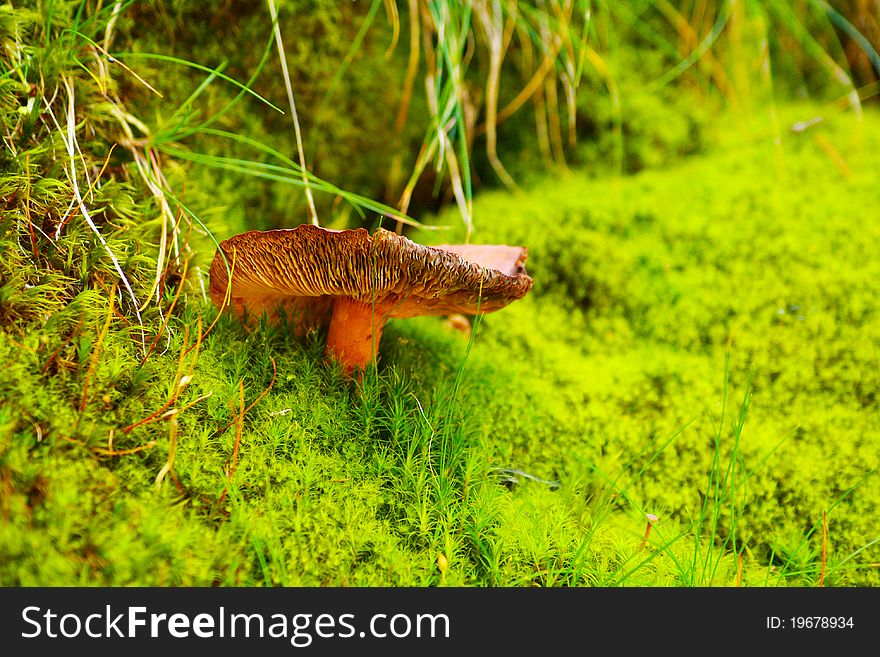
209, 224, 533, 374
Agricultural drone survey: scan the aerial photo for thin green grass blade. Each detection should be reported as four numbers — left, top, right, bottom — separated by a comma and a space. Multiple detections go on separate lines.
110, 51, 285, 114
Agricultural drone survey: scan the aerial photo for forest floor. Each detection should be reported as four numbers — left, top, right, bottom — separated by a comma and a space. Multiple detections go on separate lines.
2, 102, 878, 586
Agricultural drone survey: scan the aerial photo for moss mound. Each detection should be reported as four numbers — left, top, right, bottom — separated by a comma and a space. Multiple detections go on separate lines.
1, 1, 877, 587
3, 101, 878, 585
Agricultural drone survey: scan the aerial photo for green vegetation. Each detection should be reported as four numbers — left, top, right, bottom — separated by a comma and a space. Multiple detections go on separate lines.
1, 1, 878, 587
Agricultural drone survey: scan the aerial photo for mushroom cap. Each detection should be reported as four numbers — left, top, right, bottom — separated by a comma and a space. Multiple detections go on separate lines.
209, 225, 533, 326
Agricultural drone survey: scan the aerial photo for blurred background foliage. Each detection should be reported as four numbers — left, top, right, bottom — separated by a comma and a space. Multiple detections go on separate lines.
86, 0, 879, 235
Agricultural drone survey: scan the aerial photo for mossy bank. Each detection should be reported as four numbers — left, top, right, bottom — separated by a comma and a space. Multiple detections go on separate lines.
1, 1, 878, 587
3, 102, 878, 585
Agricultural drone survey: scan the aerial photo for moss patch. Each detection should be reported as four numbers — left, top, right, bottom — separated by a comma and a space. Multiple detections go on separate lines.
1, 1, 877, 587
3, 103, 878, 586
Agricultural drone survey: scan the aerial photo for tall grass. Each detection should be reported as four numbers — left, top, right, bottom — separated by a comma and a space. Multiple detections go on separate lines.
39, 1, 873, 241
379, 0, 879, 234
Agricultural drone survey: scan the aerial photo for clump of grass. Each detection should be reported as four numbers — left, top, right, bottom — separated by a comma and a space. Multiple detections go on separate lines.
85, 1, 879, 240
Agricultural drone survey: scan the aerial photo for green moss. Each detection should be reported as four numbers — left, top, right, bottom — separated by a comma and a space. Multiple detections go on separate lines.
413, 104, 880, 585
2, 2, 877, 588
4, 106, 878, 586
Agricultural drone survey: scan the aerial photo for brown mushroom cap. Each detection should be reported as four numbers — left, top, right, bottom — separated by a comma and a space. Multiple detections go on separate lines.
209, 224, 533, 373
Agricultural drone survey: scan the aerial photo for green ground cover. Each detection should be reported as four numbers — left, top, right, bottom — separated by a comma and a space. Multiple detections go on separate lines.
1, 1, 878, 588
2, 99, 877, 585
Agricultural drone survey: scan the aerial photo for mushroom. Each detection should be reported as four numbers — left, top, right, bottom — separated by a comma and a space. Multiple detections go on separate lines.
209, 224, 533, 374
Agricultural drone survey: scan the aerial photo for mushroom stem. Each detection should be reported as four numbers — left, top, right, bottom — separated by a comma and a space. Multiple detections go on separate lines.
325, 296, 388, 375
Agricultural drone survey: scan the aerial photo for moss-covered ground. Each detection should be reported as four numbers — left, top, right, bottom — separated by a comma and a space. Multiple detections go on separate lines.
2, 84, 878, 586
